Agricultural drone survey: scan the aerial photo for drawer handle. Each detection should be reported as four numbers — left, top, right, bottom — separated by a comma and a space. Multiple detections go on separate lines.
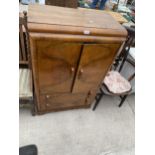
78, 69, 83, 79
46, 95, 50, 99
46, 103, 50, 107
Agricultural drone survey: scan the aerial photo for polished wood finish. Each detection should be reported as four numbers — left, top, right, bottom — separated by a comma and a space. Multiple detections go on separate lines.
28, 5, 127, 37
29, 32, 126, 44
28, 5, 122, 29
37, 40, 81, 94
39, 93, 88, 111
72, 44, 121, 93
28, 5, 127, 114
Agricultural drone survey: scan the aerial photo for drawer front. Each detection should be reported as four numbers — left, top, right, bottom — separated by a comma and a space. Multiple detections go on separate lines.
85, 90, 97, 106
39, 91, 95, 112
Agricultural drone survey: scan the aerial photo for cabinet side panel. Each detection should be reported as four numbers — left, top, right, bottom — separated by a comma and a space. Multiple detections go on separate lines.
30, 36, 41, 111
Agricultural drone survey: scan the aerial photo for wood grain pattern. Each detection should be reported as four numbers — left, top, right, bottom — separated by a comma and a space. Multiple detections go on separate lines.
28, 5, 127, 37
28, 5, 121, 29
28, 23, 127, 38
72, 44, 121, 93
36, 40, 82, 94
39, 93, 87, 112
29, 32, 126, 44
30, 37, 40, 110
28, 5, 127, 114
30, 35, 122, 113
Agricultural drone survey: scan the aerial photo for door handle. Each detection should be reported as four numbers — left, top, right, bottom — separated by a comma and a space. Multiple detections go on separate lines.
78, 69, 84, 79
70, 67, 75, 76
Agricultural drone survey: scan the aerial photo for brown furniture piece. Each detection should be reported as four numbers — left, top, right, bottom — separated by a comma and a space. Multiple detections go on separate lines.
45, 0, 78, 8
28, 4, 127, 114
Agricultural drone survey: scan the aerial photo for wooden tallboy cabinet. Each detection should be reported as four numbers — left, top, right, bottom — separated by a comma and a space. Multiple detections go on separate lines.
28, 5, 127, 114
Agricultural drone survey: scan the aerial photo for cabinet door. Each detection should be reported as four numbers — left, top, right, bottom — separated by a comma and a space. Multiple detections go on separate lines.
36, 40, 81, 94
72, 44, 121, 93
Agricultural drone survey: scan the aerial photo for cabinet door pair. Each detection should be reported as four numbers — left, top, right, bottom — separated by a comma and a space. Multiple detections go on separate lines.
36, 40, 120, 94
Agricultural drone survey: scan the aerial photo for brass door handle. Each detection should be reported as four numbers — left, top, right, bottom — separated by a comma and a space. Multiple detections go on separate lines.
46, 95, 50, 99
70, 67, 75, 76
78, 69, 84, 79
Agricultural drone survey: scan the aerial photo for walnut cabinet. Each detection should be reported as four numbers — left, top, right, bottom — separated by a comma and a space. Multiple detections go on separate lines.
28, 5, 127, 114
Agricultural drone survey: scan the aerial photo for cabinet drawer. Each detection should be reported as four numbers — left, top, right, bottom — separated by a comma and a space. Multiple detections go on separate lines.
39, 93, 91, 112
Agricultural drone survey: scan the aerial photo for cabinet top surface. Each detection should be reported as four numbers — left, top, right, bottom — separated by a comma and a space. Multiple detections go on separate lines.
28, 4, 126, 33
